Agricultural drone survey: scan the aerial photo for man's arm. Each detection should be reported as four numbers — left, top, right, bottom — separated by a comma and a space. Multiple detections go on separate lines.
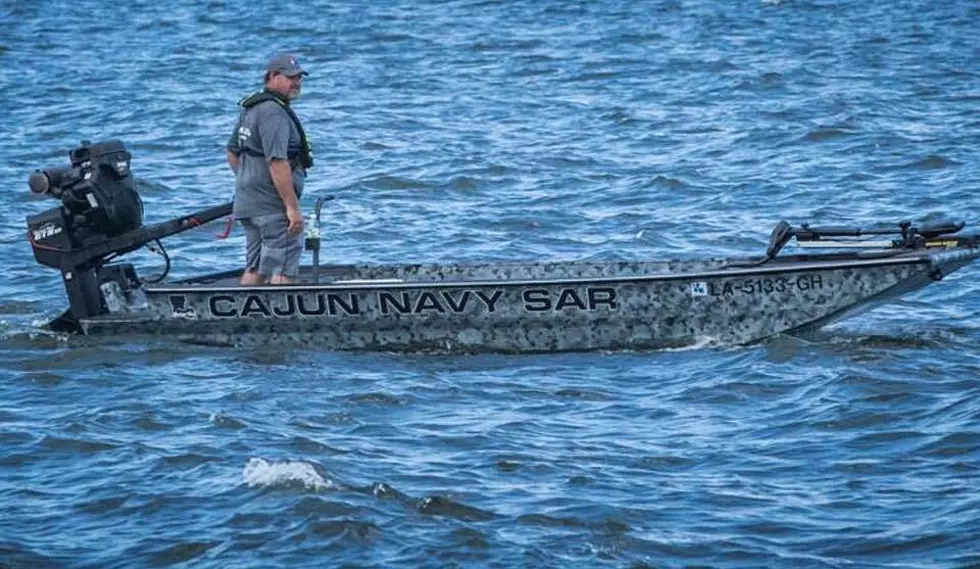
256, 105, 304, 233
269, 159, 303, 234
227, 112, 245, 174
226, 149, 240, 174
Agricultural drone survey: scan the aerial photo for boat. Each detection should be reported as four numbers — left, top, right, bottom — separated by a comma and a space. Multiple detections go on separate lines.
25, 140, 980, 352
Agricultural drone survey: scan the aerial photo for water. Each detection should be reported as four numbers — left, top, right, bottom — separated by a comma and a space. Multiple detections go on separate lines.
1, 1, 979, 567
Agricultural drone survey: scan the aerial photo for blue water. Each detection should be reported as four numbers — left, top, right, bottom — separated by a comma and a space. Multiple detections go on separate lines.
2, 1, 979, 567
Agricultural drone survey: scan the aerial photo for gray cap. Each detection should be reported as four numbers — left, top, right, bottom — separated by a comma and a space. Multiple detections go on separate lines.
266, 53, 309, 77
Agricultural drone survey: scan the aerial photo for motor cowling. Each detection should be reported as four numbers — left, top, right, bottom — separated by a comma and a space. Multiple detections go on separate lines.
27, 140, 144, 267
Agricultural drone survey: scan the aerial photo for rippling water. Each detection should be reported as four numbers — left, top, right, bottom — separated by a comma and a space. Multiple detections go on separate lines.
1, 1, 979, 567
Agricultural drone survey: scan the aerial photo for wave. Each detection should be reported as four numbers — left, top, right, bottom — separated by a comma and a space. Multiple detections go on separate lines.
242, 458, 336, 492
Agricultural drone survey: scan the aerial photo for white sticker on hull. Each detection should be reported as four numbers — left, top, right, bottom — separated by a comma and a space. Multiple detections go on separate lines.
689, 282, 708, 297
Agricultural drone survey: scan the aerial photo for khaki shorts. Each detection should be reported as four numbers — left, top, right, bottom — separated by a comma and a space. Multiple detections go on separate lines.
241, 213, 303, 278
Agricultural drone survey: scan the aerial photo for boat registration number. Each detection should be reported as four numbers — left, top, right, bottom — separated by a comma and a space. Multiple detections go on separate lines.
690, 275, 825, 297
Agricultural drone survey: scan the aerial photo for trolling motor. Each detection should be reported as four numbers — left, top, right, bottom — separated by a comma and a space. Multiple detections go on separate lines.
26, 140, 232, 332
725, 218, 978, 270
790, 221, 977, 250
763, 219, 978, 260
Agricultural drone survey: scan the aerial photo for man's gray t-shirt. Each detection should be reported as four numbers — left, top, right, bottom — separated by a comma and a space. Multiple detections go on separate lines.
227, 100, 306, 219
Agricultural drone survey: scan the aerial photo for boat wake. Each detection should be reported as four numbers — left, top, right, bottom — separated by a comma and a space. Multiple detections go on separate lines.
792, 323, 978, 352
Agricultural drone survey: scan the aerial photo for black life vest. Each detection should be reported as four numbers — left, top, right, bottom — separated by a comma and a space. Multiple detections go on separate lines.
238, 89, 313, 169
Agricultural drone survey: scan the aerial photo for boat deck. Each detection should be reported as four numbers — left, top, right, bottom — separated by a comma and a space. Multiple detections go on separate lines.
157, 249, 942, 291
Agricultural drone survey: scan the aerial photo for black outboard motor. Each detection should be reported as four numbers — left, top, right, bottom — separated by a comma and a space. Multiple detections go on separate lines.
26, 140, 145, 330
27, 140, 143, 262
25, 140, 232, 332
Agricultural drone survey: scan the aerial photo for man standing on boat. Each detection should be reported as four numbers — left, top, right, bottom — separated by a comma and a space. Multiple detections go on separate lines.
226, 53, 314, 285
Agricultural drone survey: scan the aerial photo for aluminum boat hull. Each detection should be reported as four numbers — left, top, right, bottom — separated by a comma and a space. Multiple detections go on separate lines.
75, 247, 979, 352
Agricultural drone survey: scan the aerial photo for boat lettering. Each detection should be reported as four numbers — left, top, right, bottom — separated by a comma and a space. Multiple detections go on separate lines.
209, 293, 361, 318
708, 275, 825, 297
522, 287, 617, 312
206, 287, 619, 318
32, 222, 64, 241
379, 290, 503, 314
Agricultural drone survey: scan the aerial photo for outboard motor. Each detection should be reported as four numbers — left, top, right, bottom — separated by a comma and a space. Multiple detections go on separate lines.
25, 140, 145, 330
27, 140, 143, 262
25, 140, 232, 332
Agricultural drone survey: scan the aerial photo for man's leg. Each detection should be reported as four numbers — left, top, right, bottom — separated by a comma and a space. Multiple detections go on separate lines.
257, 213, 303, 285
268, 273, 294, 285
240, 218, 265, 285
241, 270, 263, 286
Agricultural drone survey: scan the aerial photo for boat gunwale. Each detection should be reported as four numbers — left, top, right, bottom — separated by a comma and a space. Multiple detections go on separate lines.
146, 251, 948, 294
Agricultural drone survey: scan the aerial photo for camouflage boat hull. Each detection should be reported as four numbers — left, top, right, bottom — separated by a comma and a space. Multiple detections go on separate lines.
23, 143, 977, 353
76, 247, 979, 352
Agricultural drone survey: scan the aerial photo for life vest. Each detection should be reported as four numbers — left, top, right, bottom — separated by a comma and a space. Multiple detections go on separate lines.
238, 89, 314, 169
